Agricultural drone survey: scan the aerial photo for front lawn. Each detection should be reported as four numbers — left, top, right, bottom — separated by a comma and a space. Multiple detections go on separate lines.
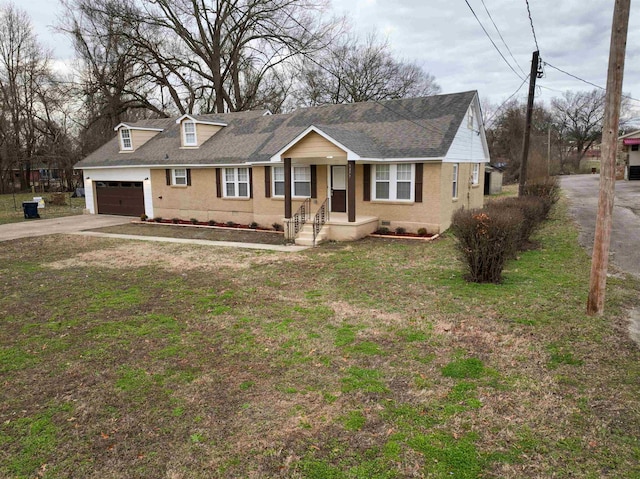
1, 199, 639, 478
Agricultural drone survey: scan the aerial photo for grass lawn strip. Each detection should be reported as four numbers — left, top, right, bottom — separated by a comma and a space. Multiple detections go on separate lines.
0, 197, 639, 478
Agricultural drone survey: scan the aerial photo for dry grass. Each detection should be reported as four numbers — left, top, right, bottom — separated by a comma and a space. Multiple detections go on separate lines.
1, 199, 639, 478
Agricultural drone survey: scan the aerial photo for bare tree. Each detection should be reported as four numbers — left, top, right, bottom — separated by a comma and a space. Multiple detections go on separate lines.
294, 33, 440, 106
0, 4, 55, 191
551, 89, 631, 172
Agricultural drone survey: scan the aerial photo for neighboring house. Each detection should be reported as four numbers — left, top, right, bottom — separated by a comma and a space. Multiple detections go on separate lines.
75, 90, 490, 243
619, 130, 640, 180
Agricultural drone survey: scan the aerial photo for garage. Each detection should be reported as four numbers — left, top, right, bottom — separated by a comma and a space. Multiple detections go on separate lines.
95, 181, 144, 216
629, 166, 640, 181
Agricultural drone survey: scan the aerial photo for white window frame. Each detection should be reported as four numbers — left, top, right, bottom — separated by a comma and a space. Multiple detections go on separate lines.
293, 166, 311, 197
452, 163, 459, 198
120, 128, 132, 150
272, 165, 311, 198
183, 120, 197, 146
172, 168, 187, 186
472, 163, 480, 185
372, 163, 415, 202
224, 167, 250, 198
467, 107, 474, 129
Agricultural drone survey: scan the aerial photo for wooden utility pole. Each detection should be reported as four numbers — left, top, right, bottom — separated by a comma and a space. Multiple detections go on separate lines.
587, 0, 630, 316
518, 50, 540, 196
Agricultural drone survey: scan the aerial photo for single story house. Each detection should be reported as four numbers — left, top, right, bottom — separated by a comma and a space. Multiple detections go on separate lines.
619, 130, 640, 180
75, 90, 490, 244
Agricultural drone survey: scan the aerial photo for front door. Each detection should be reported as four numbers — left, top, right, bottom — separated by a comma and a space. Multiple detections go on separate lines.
331, 165, 347, 213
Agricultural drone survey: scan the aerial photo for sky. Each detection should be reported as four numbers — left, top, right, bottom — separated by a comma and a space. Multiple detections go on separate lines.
20, 0, 640, 115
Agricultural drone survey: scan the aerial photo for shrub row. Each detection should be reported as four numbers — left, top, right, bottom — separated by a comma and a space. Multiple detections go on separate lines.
451, 178, 560, 284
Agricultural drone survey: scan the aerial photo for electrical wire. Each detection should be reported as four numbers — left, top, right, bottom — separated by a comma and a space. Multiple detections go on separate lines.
479, 0, 527, 77
484, 75, 529, 129
525, 0, 540, 52
463, 0, 525, 81
544, 61, 640, 103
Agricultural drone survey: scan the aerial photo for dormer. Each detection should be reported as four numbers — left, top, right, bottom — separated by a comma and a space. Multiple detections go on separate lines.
176, 114, 227, 148
114, 123, 164, 153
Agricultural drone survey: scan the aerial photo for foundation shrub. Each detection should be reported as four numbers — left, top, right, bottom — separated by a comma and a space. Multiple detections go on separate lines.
417, 228, 428, 237
451, 207, 523, 283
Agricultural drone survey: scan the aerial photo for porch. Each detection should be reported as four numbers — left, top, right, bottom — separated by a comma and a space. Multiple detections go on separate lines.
284, 198, 378, 245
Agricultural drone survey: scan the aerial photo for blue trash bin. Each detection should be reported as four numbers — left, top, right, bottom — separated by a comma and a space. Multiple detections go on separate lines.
22, 201, 40, 219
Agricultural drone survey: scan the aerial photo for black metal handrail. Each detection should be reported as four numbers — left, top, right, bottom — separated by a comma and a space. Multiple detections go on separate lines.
312, 198, 329, 246
286, 197, 311, 240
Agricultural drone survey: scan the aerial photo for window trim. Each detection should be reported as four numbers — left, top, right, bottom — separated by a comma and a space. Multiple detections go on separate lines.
223, 167, 250, 198
172, 168, 188, 186
371, 163, 415, 202
472, 163, 480, 185
452, 163, 459, 199
120, 128, 132, 151
272, 165, 312, 198
182, 120, 197, 146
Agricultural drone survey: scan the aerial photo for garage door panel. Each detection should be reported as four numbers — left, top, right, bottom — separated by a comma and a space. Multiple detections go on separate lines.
96, 182, 144, 216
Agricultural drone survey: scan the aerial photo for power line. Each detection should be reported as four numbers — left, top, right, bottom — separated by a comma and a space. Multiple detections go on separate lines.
484, 75, 529, 128
543, 61, 640, 103
463, 0, 525, 81
525, 0, 540, 52
479, 0, 527, 77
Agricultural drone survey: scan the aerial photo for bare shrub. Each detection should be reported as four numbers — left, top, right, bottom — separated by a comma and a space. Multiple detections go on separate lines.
522, 177, 560, 219
487, 196, 546, 248
451, 207, 523, 283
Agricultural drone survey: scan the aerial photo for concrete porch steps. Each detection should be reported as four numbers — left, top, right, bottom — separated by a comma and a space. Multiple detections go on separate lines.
295, 222, 329, 246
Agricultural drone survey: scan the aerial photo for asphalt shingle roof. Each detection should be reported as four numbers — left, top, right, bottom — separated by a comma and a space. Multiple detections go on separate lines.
75, 91, 477, 168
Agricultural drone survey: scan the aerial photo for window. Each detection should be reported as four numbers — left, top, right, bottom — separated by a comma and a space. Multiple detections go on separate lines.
632, 144, 639, 152
272, 166, 311, 197
183, 120, 197, 146
372, 164, 414, 201
472, 163, 480, 185
173, 168, 187, 186
293, 166, 311, 197
273, 166, 285, 196
452, 163, 459, 198
224, 167, 249, 197
120, 128, 132, 150
467, 107, 474, 129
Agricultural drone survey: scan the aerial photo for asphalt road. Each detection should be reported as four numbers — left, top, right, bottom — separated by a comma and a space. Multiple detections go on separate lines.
560, 174, 640, 278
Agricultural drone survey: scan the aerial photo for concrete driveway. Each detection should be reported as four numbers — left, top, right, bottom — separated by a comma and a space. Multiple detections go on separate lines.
0, 214, 132, 242
560, 175, 640, 277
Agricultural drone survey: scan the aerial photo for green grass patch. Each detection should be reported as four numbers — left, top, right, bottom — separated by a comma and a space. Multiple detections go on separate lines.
442, 357, 485, 379
339, 410, 366, 431
341, 367, 388, 394
409, 431, 481, 478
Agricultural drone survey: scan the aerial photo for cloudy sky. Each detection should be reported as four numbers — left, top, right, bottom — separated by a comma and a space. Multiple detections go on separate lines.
21, 0, 640, 112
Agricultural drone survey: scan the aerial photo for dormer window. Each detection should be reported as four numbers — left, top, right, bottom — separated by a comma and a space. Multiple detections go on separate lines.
120, 128, 132, 150
183, 120, 197, 146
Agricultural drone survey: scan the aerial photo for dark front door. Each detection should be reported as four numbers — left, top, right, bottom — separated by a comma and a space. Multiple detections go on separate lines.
95, 181, 145, 216
331, 165, 346, 213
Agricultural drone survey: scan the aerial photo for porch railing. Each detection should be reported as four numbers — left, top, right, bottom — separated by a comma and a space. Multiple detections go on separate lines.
286, 197, 311, 240
312, 198, 330, 246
